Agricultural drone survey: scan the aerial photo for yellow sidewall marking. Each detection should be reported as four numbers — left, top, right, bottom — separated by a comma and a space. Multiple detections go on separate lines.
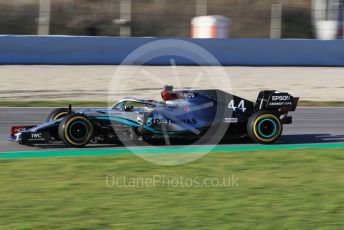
64, 116, 93, 146
252, 114, 281, 142
53, 112, 68, 120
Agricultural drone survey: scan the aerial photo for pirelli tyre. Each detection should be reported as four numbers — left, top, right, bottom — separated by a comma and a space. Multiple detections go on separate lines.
47, 108, 70, 122
247, 111, 282, 144
58, 114, 93, 147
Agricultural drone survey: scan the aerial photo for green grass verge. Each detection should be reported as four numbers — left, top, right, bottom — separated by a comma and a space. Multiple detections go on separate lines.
0, 100, 344, 107
0, 149, 343, 229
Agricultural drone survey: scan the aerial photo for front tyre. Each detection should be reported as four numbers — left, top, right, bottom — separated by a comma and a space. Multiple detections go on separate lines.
247, 111, 282, 144
58, 114, 93, 147
47, 108, 70, 122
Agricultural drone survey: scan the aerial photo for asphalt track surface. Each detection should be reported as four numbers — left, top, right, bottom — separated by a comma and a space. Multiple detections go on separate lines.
0, 107, 344, 153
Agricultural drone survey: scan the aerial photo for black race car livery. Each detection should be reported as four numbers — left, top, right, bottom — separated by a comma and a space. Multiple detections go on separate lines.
9, 86, 299, 147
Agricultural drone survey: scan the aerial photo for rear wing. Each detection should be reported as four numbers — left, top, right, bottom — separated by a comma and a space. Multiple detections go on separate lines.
255, 90, 299, 113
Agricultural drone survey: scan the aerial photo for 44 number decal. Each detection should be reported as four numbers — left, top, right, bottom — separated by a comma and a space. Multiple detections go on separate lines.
228, 100, 247, 112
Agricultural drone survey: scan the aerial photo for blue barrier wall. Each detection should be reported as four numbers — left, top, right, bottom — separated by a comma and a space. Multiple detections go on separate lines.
0, 35, 344, 66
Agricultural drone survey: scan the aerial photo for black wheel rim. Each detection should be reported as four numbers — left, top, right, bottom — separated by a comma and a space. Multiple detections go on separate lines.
69, 121, 88, 141
257, 118, 277, 138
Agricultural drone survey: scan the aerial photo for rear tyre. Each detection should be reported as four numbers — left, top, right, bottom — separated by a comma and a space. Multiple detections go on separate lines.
247, 111, 282, 144
58, 114, 93, 147
47, 108, 70, 122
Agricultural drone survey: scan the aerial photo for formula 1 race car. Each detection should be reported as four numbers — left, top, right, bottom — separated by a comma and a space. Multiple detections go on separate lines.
9, 86, 299, 147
